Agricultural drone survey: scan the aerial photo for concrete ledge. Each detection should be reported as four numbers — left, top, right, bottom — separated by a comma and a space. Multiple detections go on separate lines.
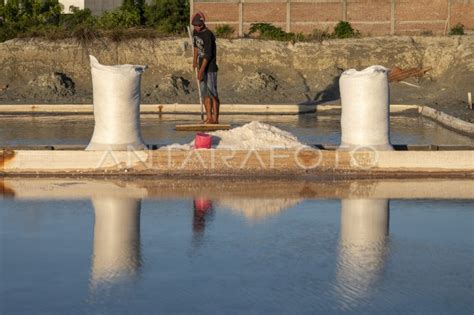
4, 144, 474, 151
2, 178, 473, 200
419, 106, 474, 136
0, 103, 418, 115
1, 149, 473, 177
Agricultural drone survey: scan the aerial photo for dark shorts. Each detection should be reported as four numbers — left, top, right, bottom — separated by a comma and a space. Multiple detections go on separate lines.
200, 72, 218, 98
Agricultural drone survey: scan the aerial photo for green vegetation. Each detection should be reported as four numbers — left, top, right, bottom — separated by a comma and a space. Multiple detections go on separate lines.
144, 0, 188, 33
214, 24, 235, 38
248, 21, 359, 42
0, 0, 189, 42
332, 21, 360, 39
449, 23, 465, 35
306, 28, 332, 42
248, 23, 304, 41
0, 2, 380, 44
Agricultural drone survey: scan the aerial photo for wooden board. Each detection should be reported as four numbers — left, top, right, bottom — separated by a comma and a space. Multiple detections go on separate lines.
175, 124, 231, 131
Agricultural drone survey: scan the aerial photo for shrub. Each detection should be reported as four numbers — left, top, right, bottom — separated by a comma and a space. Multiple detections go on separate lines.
249, 23, 287, 40
121, 0, 146, 24
0, 0, 63, 41
0, 23, 17, 42
36, 0, 63, 24
215, 24, 234, 38
248, 23, 304, 42
144, 0, 189, 33
449, 23, 464, 35
0, 0, 190, 42
98, 8, 141, 29
61, 6, 96, 29
308, 28, 332, 42
333, 21, 359, 39
72, 24, 100, 44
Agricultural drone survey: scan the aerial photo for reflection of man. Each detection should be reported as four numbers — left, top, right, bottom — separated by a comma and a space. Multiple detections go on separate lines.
192, 12, 220, 124
193, 198, 214, 233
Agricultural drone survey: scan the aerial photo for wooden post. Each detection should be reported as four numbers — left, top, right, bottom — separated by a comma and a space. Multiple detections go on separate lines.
286, 0, 291, 33
239, 0, 244, 37
342, 0, 347, 21
190, 0, 194, 24
445, 0, 452, 35
390, 0, 396, 35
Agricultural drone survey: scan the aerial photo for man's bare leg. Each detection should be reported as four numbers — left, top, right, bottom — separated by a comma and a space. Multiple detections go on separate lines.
212, 96, 220, 124
204, 96, 212, 124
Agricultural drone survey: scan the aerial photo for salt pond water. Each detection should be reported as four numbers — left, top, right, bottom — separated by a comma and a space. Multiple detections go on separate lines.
1, 179, 473, 314
0, 114, 472, 147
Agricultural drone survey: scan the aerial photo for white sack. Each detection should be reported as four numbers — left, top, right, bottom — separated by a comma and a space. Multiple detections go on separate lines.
339, 65, 393, 151
86, 55, 147, 151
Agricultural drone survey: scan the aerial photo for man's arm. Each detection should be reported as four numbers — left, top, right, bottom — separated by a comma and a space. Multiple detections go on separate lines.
198, 58, 209, 81
193, 47, 198, 69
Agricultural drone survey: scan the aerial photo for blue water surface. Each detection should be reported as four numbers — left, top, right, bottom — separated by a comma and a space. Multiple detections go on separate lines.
1, 196, 473, 314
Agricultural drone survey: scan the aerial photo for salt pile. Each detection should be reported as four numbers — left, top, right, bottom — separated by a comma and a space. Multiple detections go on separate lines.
163, 121, 308, 150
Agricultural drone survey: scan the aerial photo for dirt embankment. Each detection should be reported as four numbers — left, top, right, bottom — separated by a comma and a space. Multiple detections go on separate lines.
0, 36, 473, 121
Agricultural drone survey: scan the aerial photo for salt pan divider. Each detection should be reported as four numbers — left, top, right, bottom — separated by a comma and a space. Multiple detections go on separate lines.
339, 65, 393, 151
86, 55, 147, 151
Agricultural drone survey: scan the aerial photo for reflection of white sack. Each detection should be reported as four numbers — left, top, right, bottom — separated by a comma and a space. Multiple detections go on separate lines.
91, 197, 141, 287
336, 198, 389, 301
339, 65, 393, 151
86, 55, 147, 151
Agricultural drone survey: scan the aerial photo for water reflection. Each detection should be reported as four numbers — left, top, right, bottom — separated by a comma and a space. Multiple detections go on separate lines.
192, 198, 215, 247
2, 115, 473, 146
3, 179, 473, 314
218, 198, 302, 222
335, 199, 390, 308
90, 197, 142, 290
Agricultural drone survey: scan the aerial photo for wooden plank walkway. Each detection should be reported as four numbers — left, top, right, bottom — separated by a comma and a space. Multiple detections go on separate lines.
175, 124, 231, 131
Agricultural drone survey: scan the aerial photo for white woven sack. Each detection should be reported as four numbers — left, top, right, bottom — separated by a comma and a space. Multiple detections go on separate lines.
86, 55, 147, 151
339, 65, 393, 151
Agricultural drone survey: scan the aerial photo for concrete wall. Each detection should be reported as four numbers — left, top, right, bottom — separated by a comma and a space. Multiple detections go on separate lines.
61, 0, 85, 13
84, 0, 123, 15
83, 0, 154, 15
192, 0, 474, 36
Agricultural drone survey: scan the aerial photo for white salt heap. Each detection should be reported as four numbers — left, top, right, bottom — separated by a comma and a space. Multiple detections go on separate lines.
163, 121, 308, 150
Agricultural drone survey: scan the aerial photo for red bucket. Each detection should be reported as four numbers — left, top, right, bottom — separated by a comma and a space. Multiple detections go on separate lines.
194, 133, 212, 149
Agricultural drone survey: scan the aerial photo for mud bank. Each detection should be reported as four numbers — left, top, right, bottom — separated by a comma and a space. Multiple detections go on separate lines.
0, 36, 473, 122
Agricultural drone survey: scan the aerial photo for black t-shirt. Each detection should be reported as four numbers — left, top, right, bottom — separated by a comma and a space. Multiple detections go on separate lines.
193, 28, 218, 73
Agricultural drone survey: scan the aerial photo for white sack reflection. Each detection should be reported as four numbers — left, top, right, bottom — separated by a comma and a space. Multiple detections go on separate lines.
90, 197, 142, 289
335, 199, 389, 307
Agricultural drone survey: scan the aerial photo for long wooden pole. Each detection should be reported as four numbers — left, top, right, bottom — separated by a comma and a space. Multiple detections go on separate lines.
187, 26, 204, 121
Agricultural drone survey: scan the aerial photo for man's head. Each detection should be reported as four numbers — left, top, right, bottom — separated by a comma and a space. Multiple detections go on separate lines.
192, 12, 206, 32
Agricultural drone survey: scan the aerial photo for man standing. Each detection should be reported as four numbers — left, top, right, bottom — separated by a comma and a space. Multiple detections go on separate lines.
192, 12, 220, 124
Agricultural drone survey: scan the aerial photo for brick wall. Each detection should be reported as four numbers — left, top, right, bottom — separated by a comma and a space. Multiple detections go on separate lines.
192, 0, 474, 36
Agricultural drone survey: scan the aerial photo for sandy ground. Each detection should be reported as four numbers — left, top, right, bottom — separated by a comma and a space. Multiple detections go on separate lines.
0, 36, 473, 122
